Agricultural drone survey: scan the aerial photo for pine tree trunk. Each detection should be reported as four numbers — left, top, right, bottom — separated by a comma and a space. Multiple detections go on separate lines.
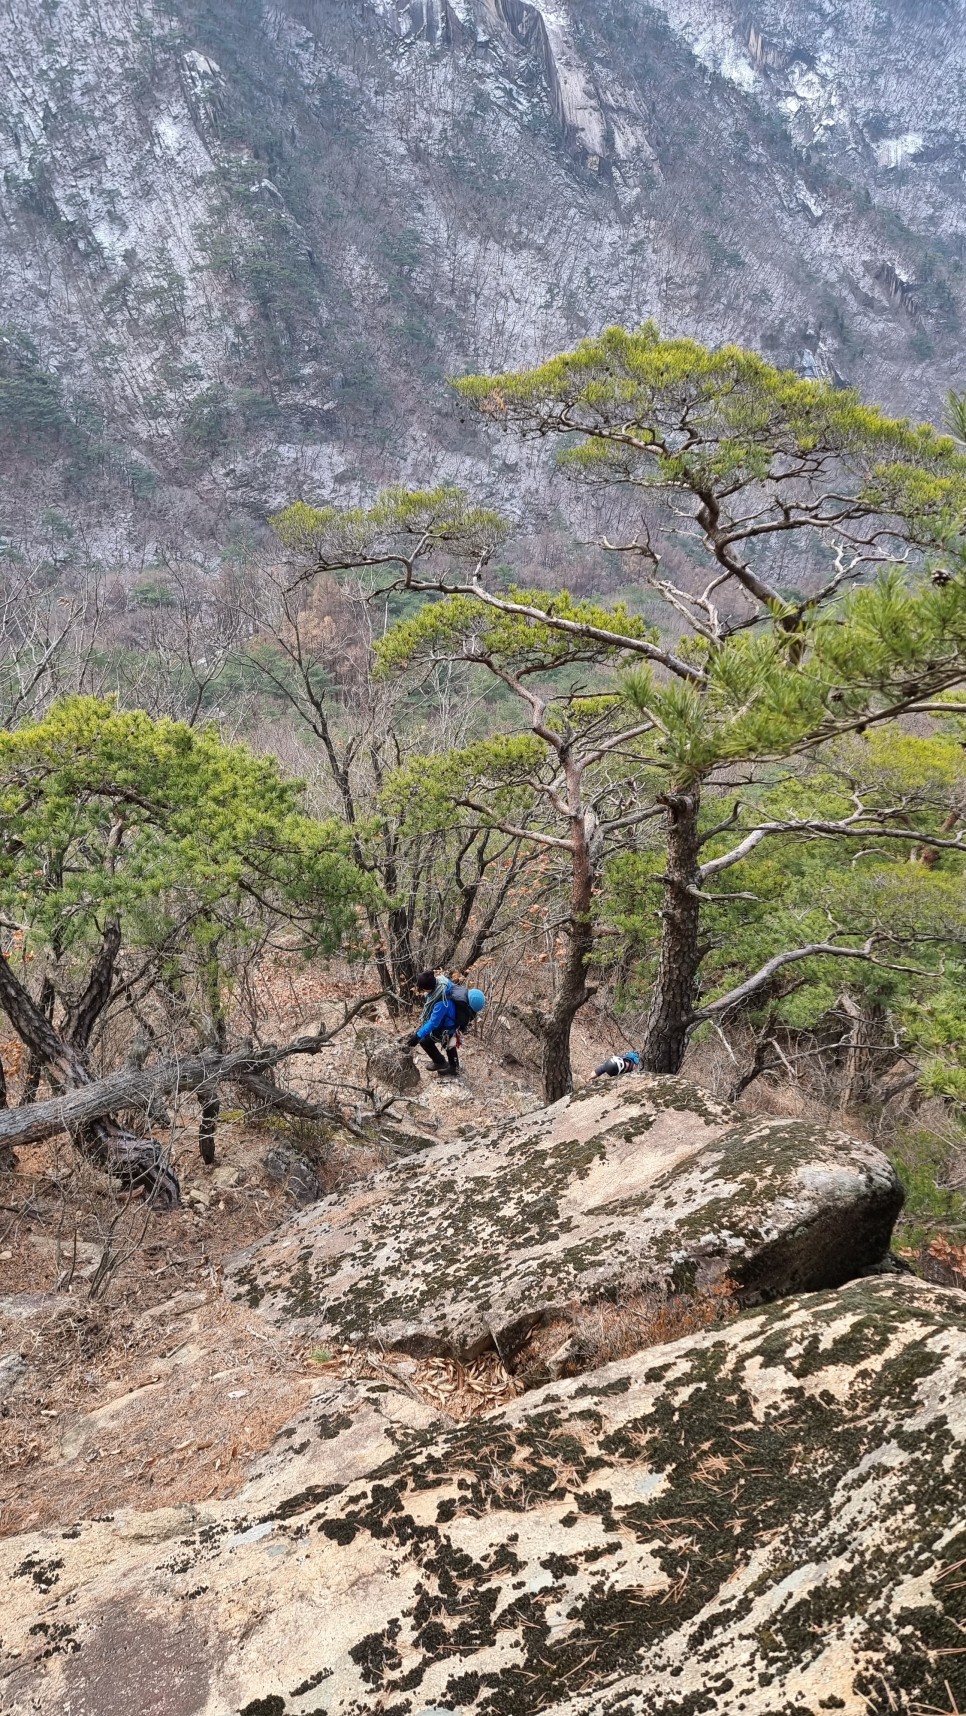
540, 788, 596, 1104
198, 1098, 219, 1165
541, 1014, 574, 1104
840, 998, 885, 1112
19, 976, 55, 1105
67, 921, 121, 1052
641, 787, 702, 1076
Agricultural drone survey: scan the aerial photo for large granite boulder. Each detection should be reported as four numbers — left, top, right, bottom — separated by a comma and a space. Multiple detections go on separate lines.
228, 1075, 903, 1360
5, 1275, 966, 1716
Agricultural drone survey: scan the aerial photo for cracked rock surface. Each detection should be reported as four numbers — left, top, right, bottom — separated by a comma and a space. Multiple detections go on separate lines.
227, 1076, 903, 1360
4, 1275, 966, 1715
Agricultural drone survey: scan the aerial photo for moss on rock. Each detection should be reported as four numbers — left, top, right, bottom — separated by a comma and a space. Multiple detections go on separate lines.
6, 1277, 966, 1715
225, 1076, 903, 1361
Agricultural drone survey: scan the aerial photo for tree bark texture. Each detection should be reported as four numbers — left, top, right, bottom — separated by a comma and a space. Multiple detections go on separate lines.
198, 1096, 219, 1166
641, 787, 703, 1075
540, 774, 597, 1104
19, 975, 55, 1106
840, 996, 886, 1112
67, 921, 121, 1052
0, 1021, 366, 1156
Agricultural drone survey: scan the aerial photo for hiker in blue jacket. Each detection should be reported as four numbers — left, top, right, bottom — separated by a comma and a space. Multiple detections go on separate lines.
404, 969, 461, 1076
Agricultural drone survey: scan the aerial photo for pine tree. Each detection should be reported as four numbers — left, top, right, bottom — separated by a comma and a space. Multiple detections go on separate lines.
275, 329, 966, 1089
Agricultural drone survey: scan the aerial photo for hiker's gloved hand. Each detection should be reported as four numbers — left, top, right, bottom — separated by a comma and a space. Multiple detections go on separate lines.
403, 1032, 420, 1049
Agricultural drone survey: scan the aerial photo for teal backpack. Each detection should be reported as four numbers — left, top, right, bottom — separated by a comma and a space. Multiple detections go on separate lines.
449, 984, 486, 1029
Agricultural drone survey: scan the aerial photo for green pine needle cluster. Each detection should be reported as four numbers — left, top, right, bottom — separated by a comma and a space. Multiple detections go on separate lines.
0, 697, 371, 982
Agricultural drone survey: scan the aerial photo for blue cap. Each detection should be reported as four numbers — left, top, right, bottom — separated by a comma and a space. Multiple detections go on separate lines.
467, 988, 486, 1014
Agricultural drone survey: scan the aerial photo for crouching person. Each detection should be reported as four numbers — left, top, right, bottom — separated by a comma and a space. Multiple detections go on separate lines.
405, 969, 461, 1077
593, 1049, 641, 1078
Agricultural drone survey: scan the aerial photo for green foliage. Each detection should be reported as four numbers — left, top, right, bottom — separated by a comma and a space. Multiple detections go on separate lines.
383, 732, 548, 834
947, 388, 966, 447
606, 727, 966, 1044
129, 575, 177, 608
279, 329, 966, 1111
0, 698, 370, 991
907, 981, 966, 1109
0, 327, 72, 451
890, 1126, 966, 1250
703, 233, 744, 271
183, 385, 281, 453
371, 555, 966, 797
374, 585, 655, 681
622, 566, 966, 784
455, 322, 966, 544
271, 487, 509, 569
200, 144, 326, 379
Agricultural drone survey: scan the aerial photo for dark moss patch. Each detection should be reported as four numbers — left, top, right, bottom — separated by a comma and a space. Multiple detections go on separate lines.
262, 1483, 343, 1523
27, 1618, 79, 1658
289, 1667, 332, 1696
261, 1279, 966, 1713
575, 1375, 631, 1398
315, 1411, 354, 1440
13, 1554, 62, 1591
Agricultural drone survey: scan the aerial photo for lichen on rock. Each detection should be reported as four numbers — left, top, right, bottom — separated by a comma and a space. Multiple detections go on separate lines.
5, 1276, 966, 1715
227, 1075, 903, 1361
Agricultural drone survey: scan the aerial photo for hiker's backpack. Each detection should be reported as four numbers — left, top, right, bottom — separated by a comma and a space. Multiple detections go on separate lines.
449, 983, 486, 1029
597, 1051, 640, 1077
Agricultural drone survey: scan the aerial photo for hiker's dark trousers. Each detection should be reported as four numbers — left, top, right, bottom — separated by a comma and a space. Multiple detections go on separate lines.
420, 1036, 459, 1071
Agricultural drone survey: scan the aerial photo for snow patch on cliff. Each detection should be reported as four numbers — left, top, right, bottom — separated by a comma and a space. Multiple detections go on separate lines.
779, 59, 842, 146
644, 0, 757, 92
874, 133, 924, 170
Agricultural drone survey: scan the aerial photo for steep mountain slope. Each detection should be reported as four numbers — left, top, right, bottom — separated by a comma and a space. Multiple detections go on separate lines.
1, 0, 964, 559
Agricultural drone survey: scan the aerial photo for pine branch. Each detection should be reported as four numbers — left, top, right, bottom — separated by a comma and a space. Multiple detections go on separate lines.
691, 940, 934, 1023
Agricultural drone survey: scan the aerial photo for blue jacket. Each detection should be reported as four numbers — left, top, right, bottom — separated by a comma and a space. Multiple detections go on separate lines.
416, 983, 457, 1041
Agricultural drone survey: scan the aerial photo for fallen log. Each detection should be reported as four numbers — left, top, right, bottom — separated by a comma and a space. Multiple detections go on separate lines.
0, 1033, 364, 1150
0, 984, 384, 1206
0, 949, 181, 1207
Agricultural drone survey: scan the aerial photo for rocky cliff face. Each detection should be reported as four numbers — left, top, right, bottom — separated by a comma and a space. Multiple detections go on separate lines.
1, 0, 964, 558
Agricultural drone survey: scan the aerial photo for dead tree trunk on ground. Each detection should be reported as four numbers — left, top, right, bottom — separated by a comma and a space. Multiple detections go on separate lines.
0, 949, 180, 1206
0, 984, 383, 1179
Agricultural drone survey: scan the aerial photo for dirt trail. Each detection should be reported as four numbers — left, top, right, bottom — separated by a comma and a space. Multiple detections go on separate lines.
1, 980, 610, 1536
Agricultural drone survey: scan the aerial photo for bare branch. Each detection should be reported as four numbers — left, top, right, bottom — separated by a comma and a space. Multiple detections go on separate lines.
400, 575, 705, 685
699, 828, 767, 881
692, 941, 934, 1023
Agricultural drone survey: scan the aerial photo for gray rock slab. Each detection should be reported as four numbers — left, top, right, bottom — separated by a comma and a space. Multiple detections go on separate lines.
5, 1276, 966, 1715
227, 1075, 903, 1359
0, 1351, 25, 1399
239, 1372, 442, 1510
